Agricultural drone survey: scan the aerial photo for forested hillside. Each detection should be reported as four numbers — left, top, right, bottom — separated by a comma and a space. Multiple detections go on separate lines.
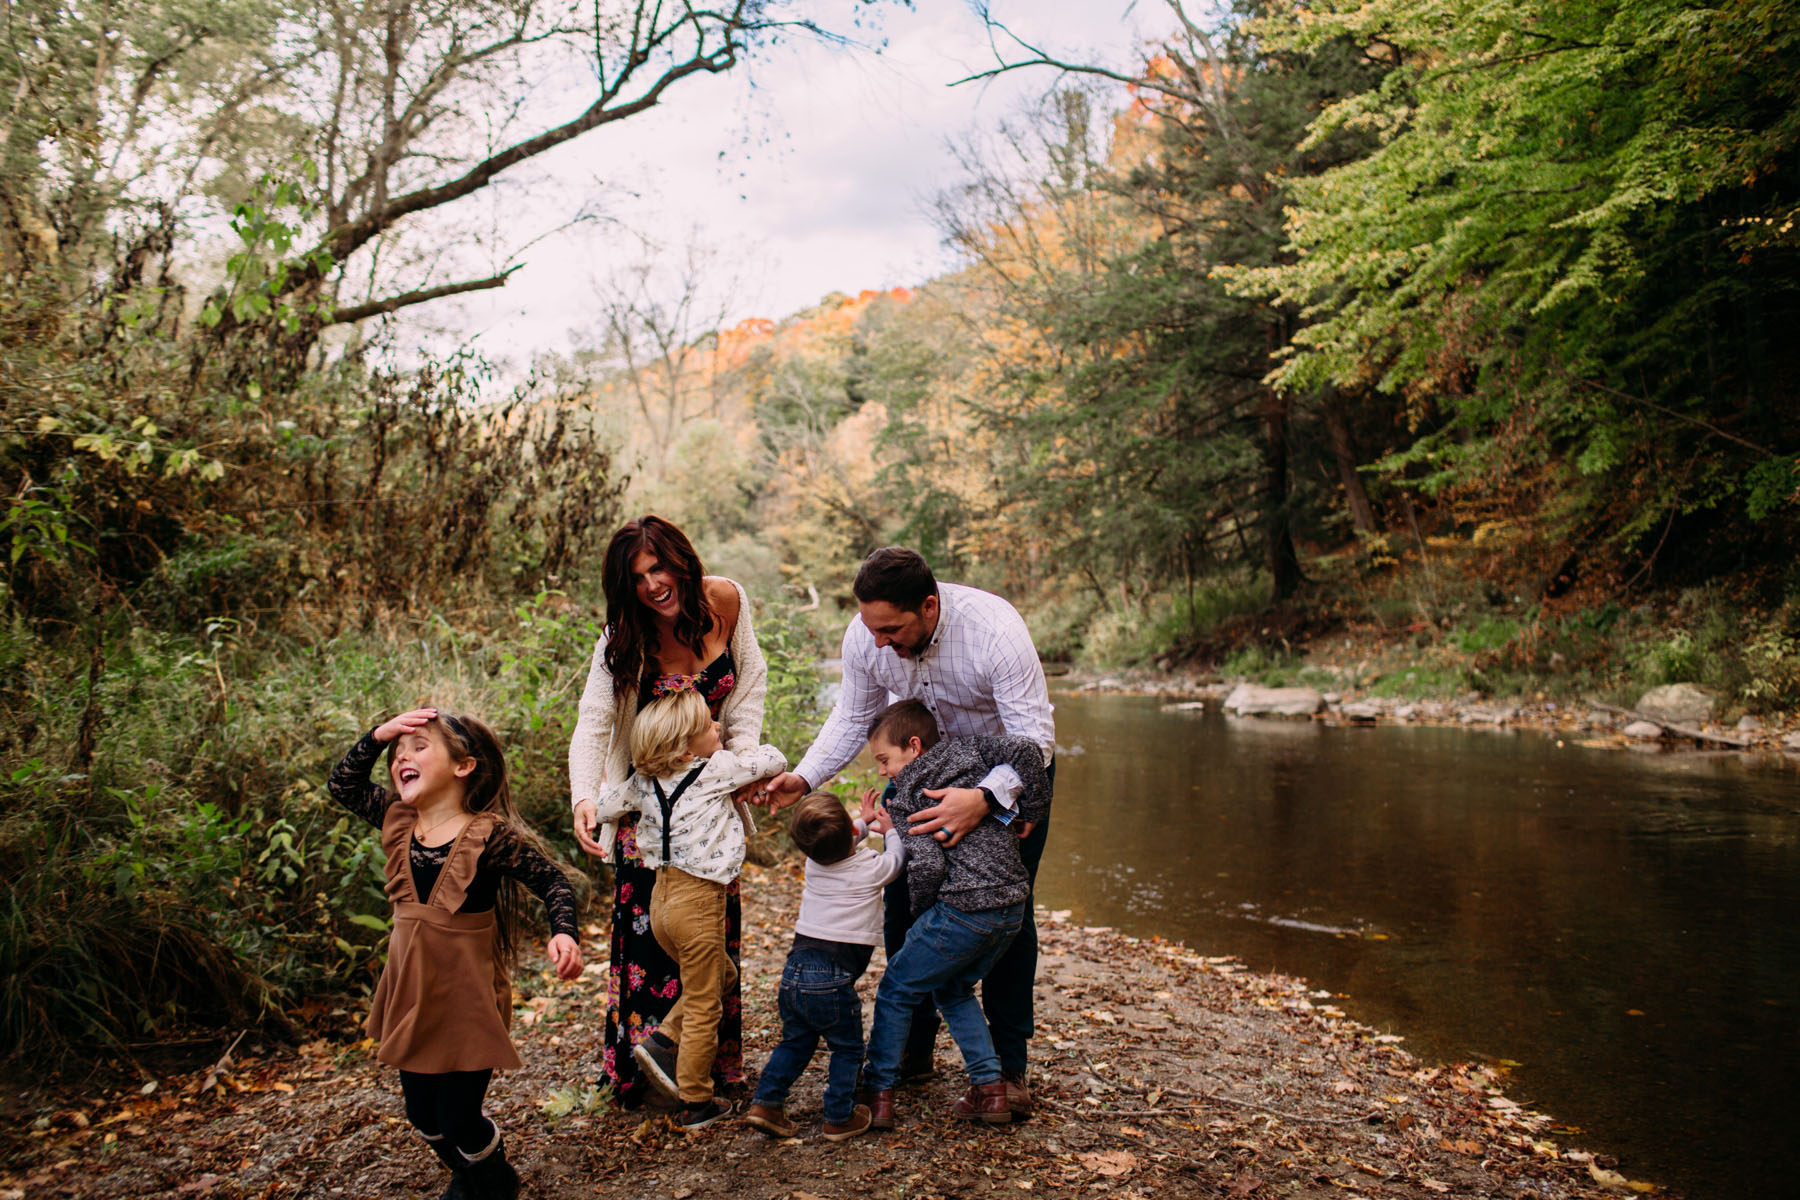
591, 0, 1800, 693
4, 0, 1798, 1062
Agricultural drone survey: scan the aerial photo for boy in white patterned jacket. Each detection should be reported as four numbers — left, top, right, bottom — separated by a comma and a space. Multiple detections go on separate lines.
592, 688, 786, 1131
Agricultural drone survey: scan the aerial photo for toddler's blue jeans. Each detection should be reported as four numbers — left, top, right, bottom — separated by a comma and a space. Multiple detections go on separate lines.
752, 946, 866, 1125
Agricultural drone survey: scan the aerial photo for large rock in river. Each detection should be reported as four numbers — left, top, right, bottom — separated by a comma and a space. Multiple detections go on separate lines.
1635, 683, 1715, 725
1224, 684, 1325, 718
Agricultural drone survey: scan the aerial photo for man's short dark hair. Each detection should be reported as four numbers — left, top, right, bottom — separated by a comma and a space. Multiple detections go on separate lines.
853, 547, 937, 612
790, 792, 856, 865
867, 699, 941, 753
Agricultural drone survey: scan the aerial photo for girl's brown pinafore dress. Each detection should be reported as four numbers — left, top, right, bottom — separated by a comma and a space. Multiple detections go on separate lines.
365, 806, 523, 1072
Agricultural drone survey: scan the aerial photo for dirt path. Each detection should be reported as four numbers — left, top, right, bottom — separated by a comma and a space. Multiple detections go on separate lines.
3, 862, 1675, 1199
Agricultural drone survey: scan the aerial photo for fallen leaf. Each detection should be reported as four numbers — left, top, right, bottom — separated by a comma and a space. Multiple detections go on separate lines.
1076, 1150, 1137, 1178
1228, 1172, 1262, 1196
1589, 1163, 1632, 1191
1439, 1139, 1484, 1155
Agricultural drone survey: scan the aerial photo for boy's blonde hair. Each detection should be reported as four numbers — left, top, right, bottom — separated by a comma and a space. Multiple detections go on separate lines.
631, 688, 712, 778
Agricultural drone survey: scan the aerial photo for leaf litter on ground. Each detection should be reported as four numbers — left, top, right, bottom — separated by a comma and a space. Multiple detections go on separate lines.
2, 861, 1674, 1198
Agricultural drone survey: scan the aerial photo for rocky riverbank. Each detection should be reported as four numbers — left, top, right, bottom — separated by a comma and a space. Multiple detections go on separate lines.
1061, 670, 1800, 759
3, 862, 1678, 1199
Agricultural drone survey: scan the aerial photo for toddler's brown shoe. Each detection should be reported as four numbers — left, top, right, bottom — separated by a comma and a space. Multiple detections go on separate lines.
744, 1103, 798, 1137
822, 1104, 872, 1142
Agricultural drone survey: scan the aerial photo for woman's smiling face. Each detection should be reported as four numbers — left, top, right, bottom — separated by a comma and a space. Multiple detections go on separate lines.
631, 548, 683, 620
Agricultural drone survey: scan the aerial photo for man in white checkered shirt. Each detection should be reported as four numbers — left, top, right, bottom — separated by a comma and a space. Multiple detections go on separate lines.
761, 547, 1055, 1117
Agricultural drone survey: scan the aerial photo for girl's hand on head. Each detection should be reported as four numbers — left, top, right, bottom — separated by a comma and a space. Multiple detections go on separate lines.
548, 934, 583, 980
373, 708, 438, 743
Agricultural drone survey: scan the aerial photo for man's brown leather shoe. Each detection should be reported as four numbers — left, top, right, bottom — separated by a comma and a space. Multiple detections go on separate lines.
898, 1048, 937, 1085
859, 1088, 897, 1129
1001, 1073, 1034, 1118
952, 1081, 1013, 1124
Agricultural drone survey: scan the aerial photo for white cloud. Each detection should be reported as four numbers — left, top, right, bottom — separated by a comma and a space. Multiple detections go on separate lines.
399, 0, 1179, 365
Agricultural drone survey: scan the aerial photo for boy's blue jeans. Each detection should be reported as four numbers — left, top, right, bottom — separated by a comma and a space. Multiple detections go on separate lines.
752, 946, 866, 1125
862, 899, 1025, 1092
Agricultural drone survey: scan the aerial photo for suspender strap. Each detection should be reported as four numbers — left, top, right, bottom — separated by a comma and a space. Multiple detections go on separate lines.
651, 761, 708, 864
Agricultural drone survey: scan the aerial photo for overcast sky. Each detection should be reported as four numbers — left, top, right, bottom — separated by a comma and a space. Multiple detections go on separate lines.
404, 1, 1182, 365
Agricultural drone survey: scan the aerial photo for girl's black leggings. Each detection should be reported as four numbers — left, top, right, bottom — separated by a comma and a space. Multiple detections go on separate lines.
399, 1069, 494, 1155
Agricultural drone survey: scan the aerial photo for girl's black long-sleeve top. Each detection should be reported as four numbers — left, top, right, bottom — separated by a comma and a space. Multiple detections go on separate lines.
328, 731, 579, 940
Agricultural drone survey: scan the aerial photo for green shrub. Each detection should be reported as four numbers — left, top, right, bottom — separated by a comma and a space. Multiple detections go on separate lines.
1221, 642, 1302, 686
1741, 629, 1800, 712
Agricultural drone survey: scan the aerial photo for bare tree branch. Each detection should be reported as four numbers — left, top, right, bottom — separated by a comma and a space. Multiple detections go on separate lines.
329, 265, 522, 323
292, 4, 758, 298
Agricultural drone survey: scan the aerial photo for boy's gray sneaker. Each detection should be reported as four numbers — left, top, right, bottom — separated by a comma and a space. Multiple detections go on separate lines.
632, 1035, 680, 1103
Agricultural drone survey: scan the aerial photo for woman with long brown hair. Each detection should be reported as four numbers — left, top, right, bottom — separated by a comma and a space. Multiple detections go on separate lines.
569, 515, 767, 1108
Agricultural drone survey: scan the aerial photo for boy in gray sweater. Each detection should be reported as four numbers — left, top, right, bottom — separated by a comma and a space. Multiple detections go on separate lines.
858, 700, 1050, 1126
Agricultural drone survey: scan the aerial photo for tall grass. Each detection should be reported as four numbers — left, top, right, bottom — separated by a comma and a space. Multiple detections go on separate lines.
0, 589, 829, 1064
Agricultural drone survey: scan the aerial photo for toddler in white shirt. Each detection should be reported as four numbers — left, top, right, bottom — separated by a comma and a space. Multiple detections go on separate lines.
744, 790, 905, 1141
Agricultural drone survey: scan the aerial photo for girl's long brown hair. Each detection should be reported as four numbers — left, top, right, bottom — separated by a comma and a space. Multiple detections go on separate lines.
387, 712, 554, 974
600, 515, 716, 699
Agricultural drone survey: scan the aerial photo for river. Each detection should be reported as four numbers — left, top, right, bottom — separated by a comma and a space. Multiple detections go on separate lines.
1033, 691, 1800, 1200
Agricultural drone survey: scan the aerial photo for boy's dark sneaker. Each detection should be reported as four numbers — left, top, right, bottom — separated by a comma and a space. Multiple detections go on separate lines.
744, 1103, 799, 1138
821, 1104, 872, 1142
673, 1098, 731, 1133
632, 1035, 680, 1103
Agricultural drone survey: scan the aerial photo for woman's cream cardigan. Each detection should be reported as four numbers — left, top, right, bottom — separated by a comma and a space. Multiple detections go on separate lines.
567, 578, 768, 857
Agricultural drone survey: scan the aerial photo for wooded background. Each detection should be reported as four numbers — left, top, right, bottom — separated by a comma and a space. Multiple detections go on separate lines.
3, 0, 1796, 1061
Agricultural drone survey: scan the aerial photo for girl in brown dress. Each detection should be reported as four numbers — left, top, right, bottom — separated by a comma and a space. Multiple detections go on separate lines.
329, 708, 582, 1200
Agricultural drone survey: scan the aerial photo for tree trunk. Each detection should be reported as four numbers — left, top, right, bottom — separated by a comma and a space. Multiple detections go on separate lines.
1321, 389, 1378, 534
1261, 388, 1303, 601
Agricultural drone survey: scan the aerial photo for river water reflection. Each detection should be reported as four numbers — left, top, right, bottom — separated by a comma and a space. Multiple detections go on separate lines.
1034, 692, 1800, 1200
